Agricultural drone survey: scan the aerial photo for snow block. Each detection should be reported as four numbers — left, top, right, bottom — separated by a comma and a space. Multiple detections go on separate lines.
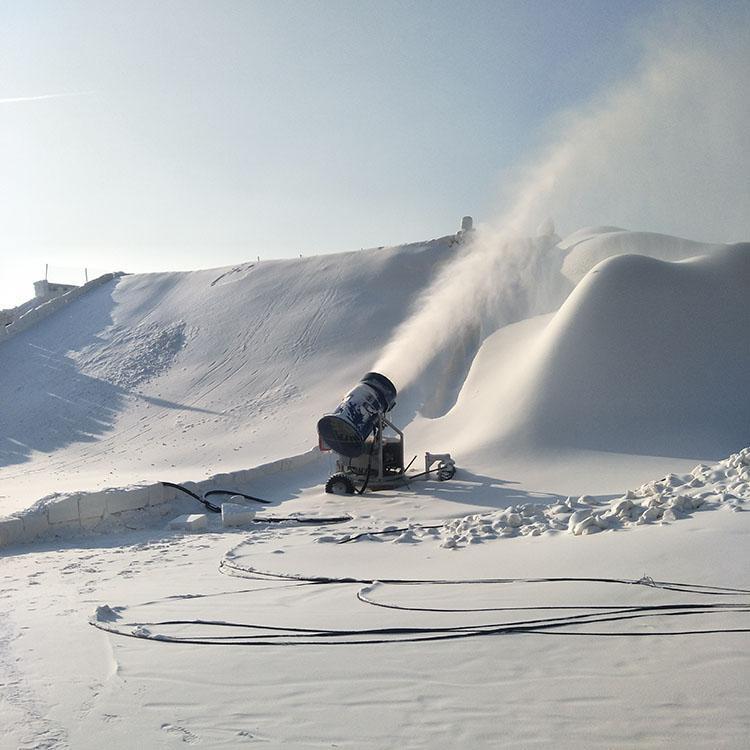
78, 491, 108, 520
221, 502, 256, 527
0, 516, 24, 547
106, 487, 149, 515
147, 483, 166, 506
21, 511, 49, 540
169, 513, 208, 532
80, 515, 104, 531
47, 494, 81, 525
161, 483, 178, 501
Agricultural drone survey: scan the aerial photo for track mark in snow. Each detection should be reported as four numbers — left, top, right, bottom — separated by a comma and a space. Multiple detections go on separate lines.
210, 264, 255, 287
161, 723, 200, 744
0, 611, 68, 749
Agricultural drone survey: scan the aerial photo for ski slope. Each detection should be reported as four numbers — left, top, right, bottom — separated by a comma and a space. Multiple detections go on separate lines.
0, 237, 458, 512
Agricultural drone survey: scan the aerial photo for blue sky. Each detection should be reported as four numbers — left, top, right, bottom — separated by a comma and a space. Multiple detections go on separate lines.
0, 1, 746, 308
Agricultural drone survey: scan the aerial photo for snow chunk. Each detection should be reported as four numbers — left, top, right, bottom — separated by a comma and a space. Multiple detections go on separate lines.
169, 513, 208, 532
221, 502, 256, 527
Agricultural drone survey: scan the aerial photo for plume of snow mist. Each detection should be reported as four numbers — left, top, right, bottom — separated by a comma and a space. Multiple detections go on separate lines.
374, 5, 750, 404
493, 4, 750, 242
373, 228, 571, 401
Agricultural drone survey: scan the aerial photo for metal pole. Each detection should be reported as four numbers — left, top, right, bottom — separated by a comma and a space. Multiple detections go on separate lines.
377, 414, 385, 481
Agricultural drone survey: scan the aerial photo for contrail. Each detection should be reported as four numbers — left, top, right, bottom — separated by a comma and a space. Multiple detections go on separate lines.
0, 91, 94, 105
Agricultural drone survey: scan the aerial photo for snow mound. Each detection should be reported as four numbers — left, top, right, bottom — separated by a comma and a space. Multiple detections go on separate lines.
70, 320, 187, 389
561, 228, 724, 283
508, 243, 750, 459
408, 240, 749, 481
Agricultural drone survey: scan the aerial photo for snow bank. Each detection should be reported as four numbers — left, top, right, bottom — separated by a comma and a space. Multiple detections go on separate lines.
0, 239, 456, 513
0, 448, 320, 549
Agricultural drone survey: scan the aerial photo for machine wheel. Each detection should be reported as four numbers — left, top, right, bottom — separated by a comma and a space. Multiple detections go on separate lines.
325, 473, 356, 495
437, 462, 456, 481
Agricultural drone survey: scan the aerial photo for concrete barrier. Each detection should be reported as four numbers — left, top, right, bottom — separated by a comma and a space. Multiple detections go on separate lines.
0, 447, 323, 550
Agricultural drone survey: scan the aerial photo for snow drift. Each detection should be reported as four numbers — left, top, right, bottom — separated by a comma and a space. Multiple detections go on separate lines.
426, 241, 750, 465
519, 243, 750, 458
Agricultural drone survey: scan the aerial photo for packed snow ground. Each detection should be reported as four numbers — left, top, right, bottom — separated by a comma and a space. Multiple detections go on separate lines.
1, 227, 749, 748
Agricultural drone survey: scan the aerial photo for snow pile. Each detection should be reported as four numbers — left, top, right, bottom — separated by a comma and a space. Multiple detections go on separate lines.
441, 447, 749, 544
428, 242, 750, 467
70, 320, 187, 389
517, 243, 750, 458
337, 447, 750, 549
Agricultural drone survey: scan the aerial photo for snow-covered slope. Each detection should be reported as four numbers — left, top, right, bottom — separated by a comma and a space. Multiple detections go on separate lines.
0, 238, 457, 511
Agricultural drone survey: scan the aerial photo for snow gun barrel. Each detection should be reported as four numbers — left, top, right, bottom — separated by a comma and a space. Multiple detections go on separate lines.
316, 372, 397, 458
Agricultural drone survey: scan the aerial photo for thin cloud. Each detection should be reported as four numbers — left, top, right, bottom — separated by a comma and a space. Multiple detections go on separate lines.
0, 91, 94, 105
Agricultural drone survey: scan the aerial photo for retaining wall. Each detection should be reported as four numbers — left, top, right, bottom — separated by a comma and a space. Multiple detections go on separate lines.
0, 272, 124, 345
0, 448, 322, 550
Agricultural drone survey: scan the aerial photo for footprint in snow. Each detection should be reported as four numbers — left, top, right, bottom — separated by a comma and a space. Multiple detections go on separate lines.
161, 723, 200, 744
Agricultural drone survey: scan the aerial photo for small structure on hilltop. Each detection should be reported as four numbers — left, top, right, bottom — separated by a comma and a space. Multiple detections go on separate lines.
453, 215, 475, 244
33, 278, 78, 300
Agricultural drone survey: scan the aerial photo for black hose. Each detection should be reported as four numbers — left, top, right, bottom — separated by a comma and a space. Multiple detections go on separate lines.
339, 523, 444, 544
403, 455, 417, 474
204, 489, 272, 504
356, 431, 379, 496
91, 573, 750, 646
163, 480, 349, 524
162, 481, 222, 513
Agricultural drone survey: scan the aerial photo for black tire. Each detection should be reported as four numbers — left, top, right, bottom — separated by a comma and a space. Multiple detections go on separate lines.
437, 462, 456, 481
325, 473, 356, 495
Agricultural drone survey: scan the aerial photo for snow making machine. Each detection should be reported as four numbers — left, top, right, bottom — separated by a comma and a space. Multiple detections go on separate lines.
317, 371, 456, 495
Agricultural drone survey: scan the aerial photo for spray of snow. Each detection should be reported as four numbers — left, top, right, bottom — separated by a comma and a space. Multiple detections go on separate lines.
373, 230, 569, 393
374, 6, 750, 393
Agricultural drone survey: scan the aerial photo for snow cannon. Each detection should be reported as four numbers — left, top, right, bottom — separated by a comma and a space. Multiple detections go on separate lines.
317, 372, 397, 458
317, 371, 456, 495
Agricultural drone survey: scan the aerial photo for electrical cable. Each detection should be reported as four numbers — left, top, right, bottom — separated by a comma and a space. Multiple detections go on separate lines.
161, 481, 222, 513
205, 489, 272, 504
355, 430, 379, 495
161, 481, 351, 525
91, 565, 750, 646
